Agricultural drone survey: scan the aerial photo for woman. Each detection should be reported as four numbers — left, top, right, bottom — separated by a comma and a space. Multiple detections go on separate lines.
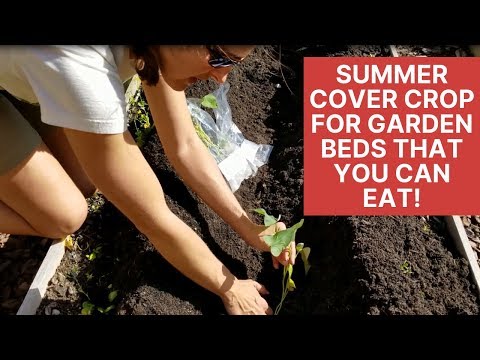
0, 45, 295, 315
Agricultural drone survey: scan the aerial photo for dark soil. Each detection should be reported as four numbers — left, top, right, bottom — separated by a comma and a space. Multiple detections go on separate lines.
0, 234, 51, 314
32, 44, 479, 315
394, 45, 473, 57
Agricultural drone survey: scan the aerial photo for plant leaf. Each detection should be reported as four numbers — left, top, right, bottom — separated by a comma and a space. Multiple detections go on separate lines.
264, 215, 278, 227
304, 263, 311, 275
64, 235, 74, 251
301, 247, 311, 275
287, 278, 296, 291
296, 243, 304, 252
263, 235, 275, 247
83, 301, 94, 309
302, 246, 310, 261
105, 305, 115, 313
108, 290, 118, 303
200, 94, 218, 109
270, 240, 284, 257
252, 208, 278, 227
287, 263, 293, 279
81, 301, 95, 315
81, 308, 90, 315
290, 218, 305, 232
269, 219, 304, 256
252, 208, 267, 216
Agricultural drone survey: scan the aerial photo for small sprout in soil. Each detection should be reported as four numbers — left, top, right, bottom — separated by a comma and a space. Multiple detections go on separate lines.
81, 302, 115, 315
97, 289, 118, 314
66, 268, 91, 301
86, 193, 105, 214
252, 208, 310, 315
421, 223, 433, 235
97, 305, 115, 314
108, 290, 118, 302
86, 245, 102, 261
400, 260, 413, 275
64, 235, 75, 251
81, 301, 95, 315
128, 88, 155, 148
80, 287, 119, 315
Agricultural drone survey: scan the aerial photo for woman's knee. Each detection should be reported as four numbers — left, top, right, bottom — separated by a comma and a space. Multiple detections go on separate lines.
0, 132, 90, 239
34, 195, 88, 239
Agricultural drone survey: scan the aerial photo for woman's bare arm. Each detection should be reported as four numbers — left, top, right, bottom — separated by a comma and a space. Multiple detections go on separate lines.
63, 128, 272, 314
142, 76, 294, 266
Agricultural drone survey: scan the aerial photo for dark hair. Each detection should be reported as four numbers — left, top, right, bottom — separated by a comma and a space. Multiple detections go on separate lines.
129, 45, 160, 86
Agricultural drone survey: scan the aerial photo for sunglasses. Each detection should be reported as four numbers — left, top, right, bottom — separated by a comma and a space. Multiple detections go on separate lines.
207, 45, 244, 68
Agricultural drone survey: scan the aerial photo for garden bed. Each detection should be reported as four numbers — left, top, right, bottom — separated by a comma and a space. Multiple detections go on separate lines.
0, 234, 51, 314
9, 44, 476, 315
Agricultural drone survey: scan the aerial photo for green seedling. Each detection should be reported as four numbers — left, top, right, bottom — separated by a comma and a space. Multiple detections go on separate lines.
97, 305, 115, 314
86, 245, 102, 261
80, 287, 119, 315
81, 301, 115, 315
108, 289, 118, 302
253, 208, 304, 257
63, 235, 75, 251
128, 90, 154, 147
200, 93, 218, 109
191, 93, 225, 158
81, 301, 95, 315
274, 242, 311, 315
252, 208, 310, 315
66, 266, 91, 300
421, 223, 433, 235
400, 260, 412, 275
253, 208, 281, 227
97, 289, 118, 314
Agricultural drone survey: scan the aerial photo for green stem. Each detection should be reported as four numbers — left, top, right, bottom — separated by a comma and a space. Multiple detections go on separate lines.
274, 266, 289, 315
274, 288, 289, 315
73, 277, 91, 301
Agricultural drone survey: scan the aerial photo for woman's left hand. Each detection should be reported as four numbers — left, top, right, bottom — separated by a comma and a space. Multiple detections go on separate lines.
243, 221, 296, 269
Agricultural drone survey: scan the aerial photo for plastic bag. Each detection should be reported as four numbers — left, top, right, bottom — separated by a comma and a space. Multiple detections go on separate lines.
187, 82, 273, 192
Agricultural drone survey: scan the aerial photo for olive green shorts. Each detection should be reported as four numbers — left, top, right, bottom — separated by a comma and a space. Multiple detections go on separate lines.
0, 91, 42, 175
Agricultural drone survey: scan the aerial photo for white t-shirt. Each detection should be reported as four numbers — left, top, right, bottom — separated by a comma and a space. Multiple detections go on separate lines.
0, 45, 137, 134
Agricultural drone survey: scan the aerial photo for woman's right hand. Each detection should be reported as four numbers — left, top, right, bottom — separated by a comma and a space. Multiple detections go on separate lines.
220, 278, 273, 315
242, 221, 296, 270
